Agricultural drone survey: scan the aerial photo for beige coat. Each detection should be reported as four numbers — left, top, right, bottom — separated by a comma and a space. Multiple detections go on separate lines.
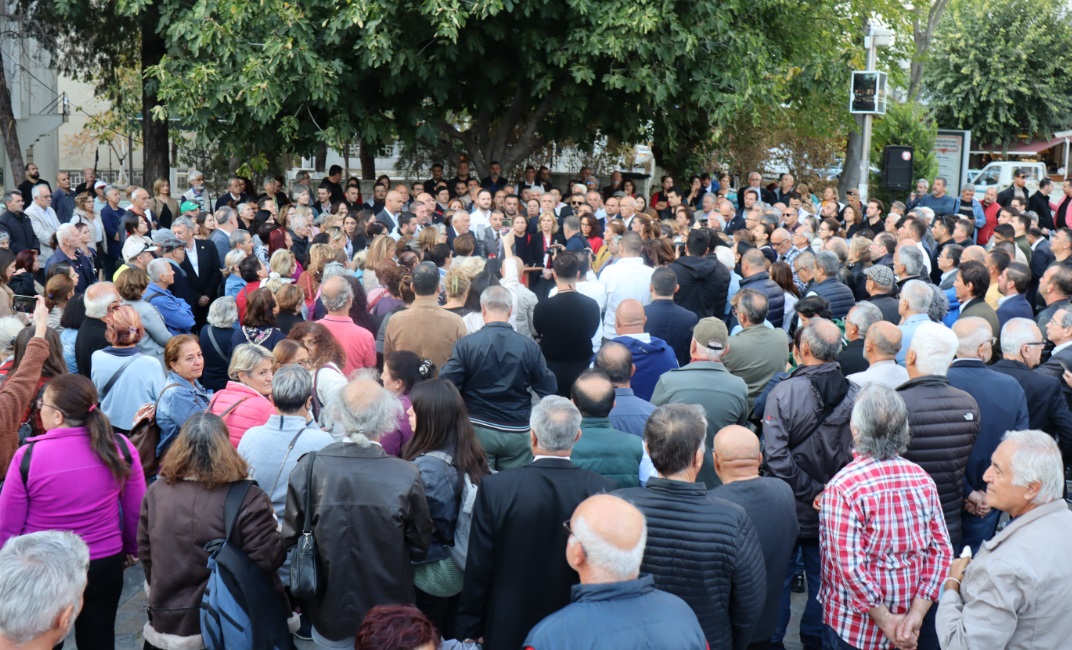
937, 499, 1072, 649
383, 296, 468, 373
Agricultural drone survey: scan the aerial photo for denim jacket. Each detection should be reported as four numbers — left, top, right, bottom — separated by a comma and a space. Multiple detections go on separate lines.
155, 372, 212, 457
413, 449, 460, 563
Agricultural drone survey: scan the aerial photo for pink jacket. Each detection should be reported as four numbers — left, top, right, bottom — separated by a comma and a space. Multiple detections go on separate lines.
207, 381, 272, 447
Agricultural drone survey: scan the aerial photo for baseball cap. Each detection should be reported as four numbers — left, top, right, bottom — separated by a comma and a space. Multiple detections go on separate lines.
179, 200, 200, 214
863, 264, 895, 288
122, 238, 158, 263
693, 317, 728, 351
93, 180, 106, 190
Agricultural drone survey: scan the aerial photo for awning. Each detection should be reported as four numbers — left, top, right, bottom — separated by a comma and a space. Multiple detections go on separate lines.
972, 135, 1069, 155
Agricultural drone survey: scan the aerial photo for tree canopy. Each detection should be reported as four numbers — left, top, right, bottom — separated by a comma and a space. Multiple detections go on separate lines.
924, 0, 1072, 147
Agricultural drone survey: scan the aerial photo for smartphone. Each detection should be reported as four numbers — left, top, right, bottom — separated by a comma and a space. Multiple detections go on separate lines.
12, 295, 35, 314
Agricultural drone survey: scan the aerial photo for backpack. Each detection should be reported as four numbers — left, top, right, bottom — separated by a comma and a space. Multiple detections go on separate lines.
424, 451, 479, 571
200, 481, 295, 650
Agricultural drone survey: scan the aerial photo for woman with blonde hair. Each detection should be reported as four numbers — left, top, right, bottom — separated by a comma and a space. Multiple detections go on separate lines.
442, 266, 470, 316
273, 282, 305, 334
90, 304, 166, 432
417, 226, 439, 254
362, 234, 396, 294
631, 213, 656, 240
844, 236, 873, 300
150, 177, 179, 229
70, 191, 104, 253
206, 343, 274, 446
296, 243, 333, 312
223, 249, 248, 298
594, 220, 625, 274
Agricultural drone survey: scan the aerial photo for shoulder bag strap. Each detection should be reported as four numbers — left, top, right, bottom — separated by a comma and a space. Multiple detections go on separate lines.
223, 480, 254, 543
100, 355, 141, 402
206, 327, 226, 360
310, 368, 323, 419
301, 453, 316, 534
218, 396, 252, 419
266, 427, 310, 498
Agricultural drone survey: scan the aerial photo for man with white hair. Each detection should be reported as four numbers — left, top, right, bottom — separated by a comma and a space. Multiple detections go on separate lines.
282, 378, 431, 648
896, 280, 934, 366
819, 385, 952, 650
144, 258, 195, 335
441, 285, 557, 469
210, 206, 238, 262
523, 494, 706, 648
45, 222, 96, 292
172, 214, 222, 326
937, 430, 1072, 648
0, 531, 90, 649
838, 301, 882, 375
25, 183, 61, 257
458, 396, 615, 650
75, 282, 120, 378
180, 168, 209, 211
616, 403, 765, 648
894, 321, 979, 647
992, 318, 1072, 460
894, 242, 928, 290
947, 317, 1029, 551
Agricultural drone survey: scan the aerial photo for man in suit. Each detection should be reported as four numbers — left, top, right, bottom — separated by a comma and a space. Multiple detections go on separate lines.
1030, 178, 1056, 230
1038, 308, 1072, 407
171, 215, 222, 328
993, 318, 1072, 462
955, 260, 1000, 339
948, 317, 1030, 551
644, 267, 697, 367
996, 262, 1036, 330
457, 396, 615, 650
838, 302, 882, 376
376, 189, 404, 232
738, 170, 776, 210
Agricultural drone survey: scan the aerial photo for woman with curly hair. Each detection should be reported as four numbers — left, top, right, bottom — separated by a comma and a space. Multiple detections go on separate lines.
287, 320, 348, 427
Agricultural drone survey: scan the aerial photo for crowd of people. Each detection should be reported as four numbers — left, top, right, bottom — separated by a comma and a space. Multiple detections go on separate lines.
0, 160, 1071, 650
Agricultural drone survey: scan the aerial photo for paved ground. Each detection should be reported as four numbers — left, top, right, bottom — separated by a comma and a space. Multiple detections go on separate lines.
67, 563, 808, 649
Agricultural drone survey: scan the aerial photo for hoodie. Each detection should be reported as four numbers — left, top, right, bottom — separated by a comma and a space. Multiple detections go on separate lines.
669, 255, 730, 320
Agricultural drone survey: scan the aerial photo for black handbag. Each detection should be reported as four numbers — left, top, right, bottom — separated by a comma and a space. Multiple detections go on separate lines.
287, 453, 321, 599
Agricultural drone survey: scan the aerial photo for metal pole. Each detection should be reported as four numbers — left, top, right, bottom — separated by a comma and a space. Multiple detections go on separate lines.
858, 22, 876, 203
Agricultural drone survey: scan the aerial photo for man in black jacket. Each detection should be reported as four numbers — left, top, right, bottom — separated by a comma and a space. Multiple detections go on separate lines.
861, 264, 900, 322
171, 216, 222, 328
441, 285, 557, 469
458, 396, 614, 650
617, 403, 765, 650
643, 267, 698, 367
737, 248, 785, 328
1030, 178, 1055, 230
668, 229, 730, 320
0, 191, 39, 254
993, 318, 1072, 462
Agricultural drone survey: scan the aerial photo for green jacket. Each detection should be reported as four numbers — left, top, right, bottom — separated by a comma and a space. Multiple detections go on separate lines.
572, 417, 643, 489
723, 324, 791, 412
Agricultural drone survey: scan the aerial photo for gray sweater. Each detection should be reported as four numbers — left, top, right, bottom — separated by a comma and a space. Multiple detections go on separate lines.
90, 348, 166, 429
237, 414, 335, 518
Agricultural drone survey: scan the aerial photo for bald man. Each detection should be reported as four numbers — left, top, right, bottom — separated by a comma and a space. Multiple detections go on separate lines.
961, 245, 987, 265
847, 321, 909, 388
569, 370, 643, 488
523, 495, 706, 648
608, 299, 677, 401
712, 425, 799, 649
377, 189, 404, 231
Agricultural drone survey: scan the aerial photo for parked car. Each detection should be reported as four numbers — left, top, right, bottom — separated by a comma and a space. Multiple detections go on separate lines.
969, 161, 1047, 193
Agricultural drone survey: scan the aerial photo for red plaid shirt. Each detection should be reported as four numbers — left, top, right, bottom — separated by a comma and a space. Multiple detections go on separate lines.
819, 454, 952, 649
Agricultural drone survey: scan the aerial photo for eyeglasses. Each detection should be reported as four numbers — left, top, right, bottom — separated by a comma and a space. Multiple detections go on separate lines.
783, 212, 795, 217
570, 201, 584, 206
35, 399, 59, 412
1025, 341, 1046, 346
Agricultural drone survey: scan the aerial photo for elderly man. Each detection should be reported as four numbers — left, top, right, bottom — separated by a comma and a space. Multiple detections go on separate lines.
947, 317, 1029, 551
458, 396, 615, 650
610, 299, 677, 402
651, 318, 748, 490
992, 318, 1072, 461
847, 321, 909, 388
594, 342, 656, 438
524, 494, 706, 648
763, 318, 859, 650
441, 285, 556, 469
937, 430, 1072, 648
801, 250, 856, 319
143, 258, 195, 335
820, 386, 952, 650
723, 289, 790, 412
711, 425, 798, 649
616, 404, 765, 648
114, 236, 158, 281
172, 215, 222, 324
45, 223, 96, 292
24, 183, 61, 258
385, 262, 467, 371
283, 378, 431, 648
317, 276, 375, 375
839, 302, 883, 375
603, 232, 655, 337
896, 280, 934, 366
860, 264, 900, 323
75, 282, 119, 378
180, 168, 209, 211
0, 531, 90, 649
898, 322, 980, 555
569, 370, 643, 488
209, 206, 238, 262
893, 243, 929, 292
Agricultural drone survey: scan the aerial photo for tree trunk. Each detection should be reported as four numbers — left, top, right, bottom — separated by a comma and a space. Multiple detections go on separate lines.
314, 141, 327, 172
359, 140, 375, 180
840, 117, 866, 192
0, 49, 25, 182
141, 6, 169, 186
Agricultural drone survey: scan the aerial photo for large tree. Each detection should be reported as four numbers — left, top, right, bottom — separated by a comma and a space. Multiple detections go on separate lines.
140, 0, 864, 178
924, 0, 1072, 147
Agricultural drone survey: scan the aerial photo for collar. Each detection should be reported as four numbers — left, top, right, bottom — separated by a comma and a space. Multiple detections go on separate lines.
1053, 340, 1072, 355
619, 332, 651, 343
998, 292, 1021, 306
613, 386, 636, 397
571, 575, 656, 603
941, 268, 957, 282
981, 500, 1069, 553
102, 346, 141, 357
580, 417, 613, 430
27, 426, 89, 443
904, 313, 930, 324
951, 358, 986, 367
533, 455, 571, 462
643, 475, 709, 496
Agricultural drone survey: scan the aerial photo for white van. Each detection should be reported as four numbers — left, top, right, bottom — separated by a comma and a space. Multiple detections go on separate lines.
969, 161, 1047, 193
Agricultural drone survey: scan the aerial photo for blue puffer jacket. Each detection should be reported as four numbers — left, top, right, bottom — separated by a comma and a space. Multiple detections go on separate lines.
738, 271, 785, 329
807, 277, 856, 320
523, 575, 707, 650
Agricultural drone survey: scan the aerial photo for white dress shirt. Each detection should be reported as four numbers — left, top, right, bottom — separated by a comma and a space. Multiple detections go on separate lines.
599, 257, 654, 338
